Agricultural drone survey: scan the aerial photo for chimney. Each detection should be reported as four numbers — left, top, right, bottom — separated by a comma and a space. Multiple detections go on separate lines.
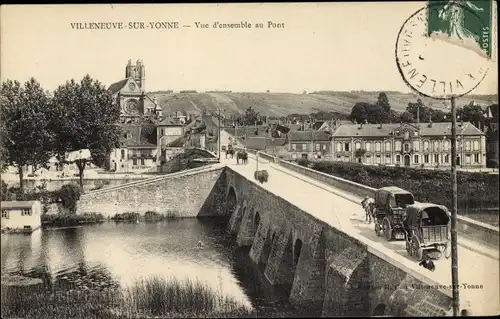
428, 116, 433, 128
359, 122, 363, 129
379, 123, 383, 129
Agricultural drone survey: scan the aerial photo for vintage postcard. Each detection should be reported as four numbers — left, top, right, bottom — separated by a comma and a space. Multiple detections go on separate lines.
1, 2, 498, 318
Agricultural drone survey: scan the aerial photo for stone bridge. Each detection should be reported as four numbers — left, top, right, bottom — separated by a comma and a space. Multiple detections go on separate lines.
75, 151, 499, 317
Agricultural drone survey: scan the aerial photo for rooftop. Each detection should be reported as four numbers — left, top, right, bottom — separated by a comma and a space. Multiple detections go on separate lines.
119, 123, 157, 148
1, 201, 39, 209
288, 130, 332, 142
333, 122, 485, 137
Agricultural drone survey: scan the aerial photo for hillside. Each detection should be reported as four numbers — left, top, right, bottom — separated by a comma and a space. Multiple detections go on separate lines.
147, 91, 498, 117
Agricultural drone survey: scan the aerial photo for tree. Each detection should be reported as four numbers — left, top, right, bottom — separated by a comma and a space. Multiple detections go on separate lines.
52, 75, 121, 188
1, 78, 56, 191
399, 111, 414, 123
377, 92, 391, 113
241, 106, 260, 126
348, 102, 371, 123
457, 101, 488, 129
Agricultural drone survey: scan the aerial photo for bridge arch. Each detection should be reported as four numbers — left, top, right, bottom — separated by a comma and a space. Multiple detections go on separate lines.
372, 303, 387, 317
294, 238, 303, 266
226, 186, 238, 217
254, 211, 261, 229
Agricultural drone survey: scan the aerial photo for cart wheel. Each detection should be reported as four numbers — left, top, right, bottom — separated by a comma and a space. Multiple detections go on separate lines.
443, 241, 451, 259
382, 217, 392, 241
405, 237, 413, 256
375, 221, 381, 237
412, 236, 423, 261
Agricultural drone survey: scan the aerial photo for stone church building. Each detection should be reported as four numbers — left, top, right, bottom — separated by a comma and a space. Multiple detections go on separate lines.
107, 59, 162, 173
108, 59, 162, 123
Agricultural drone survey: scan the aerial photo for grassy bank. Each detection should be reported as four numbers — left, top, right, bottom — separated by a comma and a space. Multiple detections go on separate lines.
42, 213, 105, 227
111, 211, 179, 222
295, 159, 499, 225
1, 276, 262, 318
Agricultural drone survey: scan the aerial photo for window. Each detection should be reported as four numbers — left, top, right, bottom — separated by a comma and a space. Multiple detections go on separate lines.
443, 140, 450, 151
132, 158, 137, 165
315, 144, 320, 151
434, 154, 439, 163
385, 141, 391, 152
474, 154, 480, 163
385, 155, 391, 164
413, 141, 420, 151
292, 144, 297, 151
365, 142, 371, 152
404, 143, 409, 152
445, 155, 450, 163
375, 155, 381, 164
424, 154, 429, 163
322, 144, 327, 150
466, 155, 471, 164
423, 141, 429, 151
355, 142, 361, 150
21, 209, 31, 216
473, 140, 479, 151
414, 155, 419, 164
140, 158, 145, 165
433, 141, 440, 151
336, 143, 342, 152
414, 131, 419, 137
375, 142, 381, 152
395, 141, 402, 151
336, 154, 341, 160
344, 143, 350, 152
404, 131, 410, 139
121, 150, 125, 159
1, 210, 8, 219
465, 141, 471, 151
396, 155, 401, 163
302, 144, 307, 151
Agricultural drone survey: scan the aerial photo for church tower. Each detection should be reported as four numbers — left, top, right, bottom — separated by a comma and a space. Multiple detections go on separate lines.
124, 59, 145, 90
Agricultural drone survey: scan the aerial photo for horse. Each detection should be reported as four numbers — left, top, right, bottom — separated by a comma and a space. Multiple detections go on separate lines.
237, 151, 248, 164
360, 197, 375, 223
225, 148, 235, 159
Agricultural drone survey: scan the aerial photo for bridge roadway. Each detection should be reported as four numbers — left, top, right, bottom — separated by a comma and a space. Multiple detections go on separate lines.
220, 154, 499, 316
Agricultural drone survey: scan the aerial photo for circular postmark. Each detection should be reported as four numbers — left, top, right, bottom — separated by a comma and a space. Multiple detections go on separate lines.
395, 1, 493, 100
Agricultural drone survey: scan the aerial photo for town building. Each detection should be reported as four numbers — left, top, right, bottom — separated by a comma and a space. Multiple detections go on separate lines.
331, 122, 487, 168
288, 131, 332, 161
109, 122, 158, 173
1, 200, 42, 233
157, 117, 187, 166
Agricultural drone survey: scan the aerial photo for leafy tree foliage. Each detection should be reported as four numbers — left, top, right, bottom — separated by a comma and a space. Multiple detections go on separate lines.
348, 92, 399, 124
1, 78, 56, 191
240, 107, 260, 126
52, 75, 121, 188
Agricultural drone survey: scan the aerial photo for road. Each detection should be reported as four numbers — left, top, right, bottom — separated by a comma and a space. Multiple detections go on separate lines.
220, 154, 499, 316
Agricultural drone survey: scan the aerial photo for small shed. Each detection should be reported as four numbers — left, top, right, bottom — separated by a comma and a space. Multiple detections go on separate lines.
1, 200, 42, 233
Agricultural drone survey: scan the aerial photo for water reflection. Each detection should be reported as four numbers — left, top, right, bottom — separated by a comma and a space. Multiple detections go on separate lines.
1, 218, 298, 315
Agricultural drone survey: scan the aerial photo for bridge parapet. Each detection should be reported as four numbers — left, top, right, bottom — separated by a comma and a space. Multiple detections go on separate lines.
237, 148, 499, 249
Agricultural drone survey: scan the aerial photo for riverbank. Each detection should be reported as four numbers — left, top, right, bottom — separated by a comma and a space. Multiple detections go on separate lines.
1, 276, 281, 318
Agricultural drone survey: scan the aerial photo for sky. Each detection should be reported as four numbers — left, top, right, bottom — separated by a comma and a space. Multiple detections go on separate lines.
1, 2, 498, 94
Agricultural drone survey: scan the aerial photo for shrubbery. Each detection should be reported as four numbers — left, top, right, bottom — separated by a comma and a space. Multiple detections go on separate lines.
295, 160, 499, 213
42, 213, 105, 227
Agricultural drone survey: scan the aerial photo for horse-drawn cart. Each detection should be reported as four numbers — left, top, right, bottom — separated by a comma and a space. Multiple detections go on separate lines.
372, 187, 415, 241
403, 203, 451, 261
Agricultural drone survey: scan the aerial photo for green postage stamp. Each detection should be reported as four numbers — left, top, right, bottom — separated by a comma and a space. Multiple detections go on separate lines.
427, 0, 493, 58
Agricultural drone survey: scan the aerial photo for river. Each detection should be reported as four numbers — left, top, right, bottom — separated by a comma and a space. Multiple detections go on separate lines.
1, 218, 306, 317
